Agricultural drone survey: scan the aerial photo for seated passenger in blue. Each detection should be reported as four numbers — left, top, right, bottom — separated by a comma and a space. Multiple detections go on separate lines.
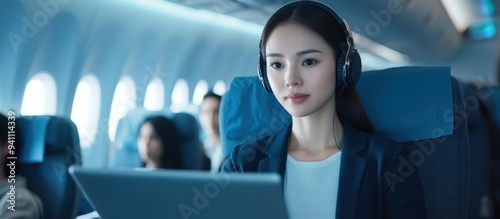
137, 115, 183, 169
0, 113, 43, 218
222, 1, 426, 218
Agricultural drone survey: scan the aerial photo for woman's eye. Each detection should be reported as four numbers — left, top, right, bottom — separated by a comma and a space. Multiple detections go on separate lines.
302, 59, 316, 66
270, 62, 283, 69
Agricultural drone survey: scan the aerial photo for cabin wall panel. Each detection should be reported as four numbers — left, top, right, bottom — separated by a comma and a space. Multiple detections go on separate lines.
0, 1, 26, 113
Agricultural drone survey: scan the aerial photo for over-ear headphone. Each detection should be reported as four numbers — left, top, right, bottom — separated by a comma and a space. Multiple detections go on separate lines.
257, 0, 362, 93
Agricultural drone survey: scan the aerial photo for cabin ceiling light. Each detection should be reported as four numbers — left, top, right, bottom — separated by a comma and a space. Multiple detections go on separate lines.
440, 0, 497, 32
440, 0, 474, 32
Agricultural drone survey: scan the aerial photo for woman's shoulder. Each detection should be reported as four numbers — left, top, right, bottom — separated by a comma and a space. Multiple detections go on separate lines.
221, 134, 278, 172
346, 123, 402, 148
344, 123, 407, 162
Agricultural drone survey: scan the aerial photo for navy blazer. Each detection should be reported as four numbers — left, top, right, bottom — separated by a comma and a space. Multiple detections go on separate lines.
222, 121, 426, 219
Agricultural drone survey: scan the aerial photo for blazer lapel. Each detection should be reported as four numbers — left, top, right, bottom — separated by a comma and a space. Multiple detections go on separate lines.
336, 124, 369, 219
258, 121, 292, 182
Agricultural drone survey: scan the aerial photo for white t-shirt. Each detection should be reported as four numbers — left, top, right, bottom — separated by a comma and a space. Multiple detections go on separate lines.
203, 138, 223, 173
284, 152, 342, 219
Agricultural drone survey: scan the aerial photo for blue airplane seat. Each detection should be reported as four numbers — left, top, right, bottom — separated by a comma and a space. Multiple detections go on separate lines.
459, 82, 494, 218
220, 66, 469, 219
108, 108, 205, 170
109, 108, 154, 168
17, 115, 82, 219
352, 66, 469, 219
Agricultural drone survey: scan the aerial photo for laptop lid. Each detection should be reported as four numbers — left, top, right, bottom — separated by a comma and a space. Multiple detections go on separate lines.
69, 166, 288, 219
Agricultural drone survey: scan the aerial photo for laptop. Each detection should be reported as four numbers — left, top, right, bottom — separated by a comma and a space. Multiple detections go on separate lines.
69, 166, 288, 219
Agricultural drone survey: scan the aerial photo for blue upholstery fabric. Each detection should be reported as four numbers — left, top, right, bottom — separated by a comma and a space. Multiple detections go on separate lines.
108, 108, 205, 170
219, 76, 290, 157
220, 66, 469, 219
16, 116, 51, 163
356, 66, 453, 142
401, 77, 469, 219
459, 82, 494, 218
17, 116, 82, 219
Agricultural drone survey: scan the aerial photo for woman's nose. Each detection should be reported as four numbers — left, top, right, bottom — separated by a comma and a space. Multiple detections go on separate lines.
285, 66, 302, 87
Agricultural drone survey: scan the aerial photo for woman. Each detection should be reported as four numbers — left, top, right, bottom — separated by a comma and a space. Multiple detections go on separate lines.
222, 1, 426, 218
137, 115, 183, 169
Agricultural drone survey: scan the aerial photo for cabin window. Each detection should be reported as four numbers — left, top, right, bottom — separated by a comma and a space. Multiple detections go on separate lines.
170, 79, 189, 113
144, 77, 165, 111
21, 72, 57, 115
109, 77, 136, 142
213, 80, 226, 95
71, 75, 100, 149
192, 80, 208, 105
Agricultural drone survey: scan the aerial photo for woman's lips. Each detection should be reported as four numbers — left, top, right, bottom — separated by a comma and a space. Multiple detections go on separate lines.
286, 93, 309, 104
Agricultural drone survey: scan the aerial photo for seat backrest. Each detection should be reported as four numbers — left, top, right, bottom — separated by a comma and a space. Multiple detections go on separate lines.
108, 108, 205, 170
17, 115, 82, 219
458, 82, 494, 218
220, 66, 469, 219
357, 67, 470, 219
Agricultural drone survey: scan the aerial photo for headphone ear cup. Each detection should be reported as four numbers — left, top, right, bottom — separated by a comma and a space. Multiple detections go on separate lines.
344, 50, 362, 88
258, 53, 273, 93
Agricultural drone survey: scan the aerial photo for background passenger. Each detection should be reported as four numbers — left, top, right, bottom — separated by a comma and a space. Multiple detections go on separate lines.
137, 115, 183, 169
0, 113, 44, 219
199, 91, 224, 173
222, 1, 426, 218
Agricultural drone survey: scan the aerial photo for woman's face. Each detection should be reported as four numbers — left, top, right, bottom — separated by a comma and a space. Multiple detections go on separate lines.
265, 22, 337, 117
137, 122, 163, 165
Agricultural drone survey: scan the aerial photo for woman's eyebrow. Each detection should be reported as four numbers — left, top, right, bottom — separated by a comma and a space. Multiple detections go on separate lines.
266, 53, 283, 57
266, 49, 323, 58
296, 49, 322, 56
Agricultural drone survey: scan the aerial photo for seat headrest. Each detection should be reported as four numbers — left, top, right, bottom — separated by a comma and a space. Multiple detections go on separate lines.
17, 116, 50, 163
17, 116, 80, 163
356, 66, 453, 142
46, 117, 79, 151
219, 77, 291, 156
110, 108, 202, 169
220, 66, 454, 156
172, 112, 198, 140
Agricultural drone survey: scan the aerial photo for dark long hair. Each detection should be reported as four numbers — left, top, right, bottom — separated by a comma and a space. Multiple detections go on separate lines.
261, 2, 374, 133
139, 115, 183, 169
